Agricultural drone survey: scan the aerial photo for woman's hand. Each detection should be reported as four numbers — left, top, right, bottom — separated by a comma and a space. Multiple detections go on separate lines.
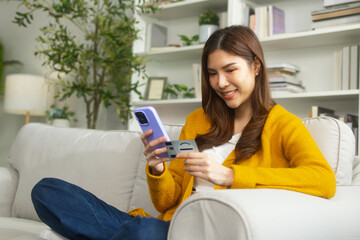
178, 152, 234, 187
140, 129, 171, 176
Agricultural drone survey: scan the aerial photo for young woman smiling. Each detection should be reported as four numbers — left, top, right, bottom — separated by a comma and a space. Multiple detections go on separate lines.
31, 25, 336, 240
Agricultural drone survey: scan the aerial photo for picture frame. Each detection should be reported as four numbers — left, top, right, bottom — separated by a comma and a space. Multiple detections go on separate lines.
144, 77, 167, 100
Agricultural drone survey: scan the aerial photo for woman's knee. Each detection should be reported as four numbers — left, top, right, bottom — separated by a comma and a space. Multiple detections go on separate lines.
31, 177, 65, 206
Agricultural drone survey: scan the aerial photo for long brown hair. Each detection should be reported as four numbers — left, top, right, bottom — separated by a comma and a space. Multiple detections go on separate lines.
196, 25, 275, 163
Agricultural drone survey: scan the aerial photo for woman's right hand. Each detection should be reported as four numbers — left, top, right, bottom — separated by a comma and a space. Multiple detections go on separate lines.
140, 129, 170, 176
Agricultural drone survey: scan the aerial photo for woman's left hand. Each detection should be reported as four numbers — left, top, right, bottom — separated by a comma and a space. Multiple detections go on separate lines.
177, 152, 234, 187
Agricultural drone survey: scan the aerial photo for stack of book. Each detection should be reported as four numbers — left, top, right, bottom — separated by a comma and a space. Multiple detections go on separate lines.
311, 0, 360, 29
334, 44, 359, 90
267, 63, 305, 94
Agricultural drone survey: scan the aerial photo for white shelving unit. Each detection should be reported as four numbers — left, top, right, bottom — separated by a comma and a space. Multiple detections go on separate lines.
130, 0, 360, 151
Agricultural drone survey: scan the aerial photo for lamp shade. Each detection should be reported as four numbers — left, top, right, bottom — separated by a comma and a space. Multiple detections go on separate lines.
4, 74, 49, 116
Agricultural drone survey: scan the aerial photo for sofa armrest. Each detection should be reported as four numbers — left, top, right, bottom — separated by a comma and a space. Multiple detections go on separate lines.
352, 156, 360, 185
0, 166, 19, 217
168, 187, 360, 240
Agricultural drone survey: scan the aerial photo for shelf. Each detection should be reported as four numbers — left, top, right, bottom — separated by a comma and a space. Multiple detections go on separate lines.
132, 98, 202, 107
147, 0, 227, 20
138, 24, 360, 61
138, 44, 204, 61
261, 23, 360, 51
272, 90, 359, 101
132, 90, 359, 107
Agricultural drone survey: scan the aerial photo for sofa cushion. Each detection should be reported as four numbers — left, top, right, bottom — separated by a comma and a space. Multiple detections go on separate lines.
8, 123, 144, 221
0, 167, 18, 217
303, 117, 355, 185
0, 217, 48, 240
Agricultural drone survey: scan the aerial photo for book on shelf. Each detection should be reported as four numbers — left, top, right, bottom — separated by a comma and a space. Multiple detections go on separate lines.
192, 63, 202, 99
270, 82, 305, 93
323, 0, 360, 8
342, 45, 351, 90
146, 23, 167, 52
345, 113, 359, 128
344, 113, 359, 154
311, 14, 360, 28
269, 76, 302, 86
312, 3, 360, 21
268, 5, 285, 35
350, 44, 359, 89
333, 44, 359, 90
310, 106, 336, 118
267, 63, 301, 74
333, 50, 342, 90
253, 5, 285, 38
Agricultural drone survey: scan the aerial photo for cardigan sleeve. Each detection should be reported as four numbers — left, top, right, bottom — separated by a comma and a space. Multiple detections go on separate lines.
146, 114, 192, 213
229, 113, 336, 199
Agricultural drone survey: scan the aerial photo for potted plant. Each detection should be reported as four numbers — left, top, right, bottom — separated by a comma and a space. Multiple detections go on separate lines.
178, 34, 199, 46
164, 84, 178, 99
13, 0, 156, 129
46, 104, 78, 128
164, 84, 195, 99
198, 10, 219, 42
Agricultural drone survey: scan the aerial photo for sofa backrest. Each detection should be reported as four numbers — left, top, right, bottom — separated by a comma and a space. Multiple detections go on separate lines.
8, 123, 145, 221
303, 117, 355, 185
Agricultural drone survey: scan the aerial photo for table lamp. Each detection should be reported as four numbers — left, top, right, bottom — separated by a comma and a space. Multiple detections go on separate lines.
4, 74, 50, 124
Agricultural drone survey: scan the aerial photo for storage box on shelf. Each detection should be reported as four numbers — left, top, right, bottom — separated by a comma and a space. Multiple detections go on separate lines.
130, 0, 360, 150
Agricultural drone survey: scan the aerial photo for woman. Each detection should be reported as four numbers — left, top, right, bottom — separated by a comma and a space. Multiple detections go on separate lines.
31, 25, 336, 240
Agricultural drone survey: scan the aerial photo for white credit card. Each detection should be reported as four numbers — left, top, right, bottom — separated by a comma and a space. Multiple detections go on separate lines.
165, 140, 199, 159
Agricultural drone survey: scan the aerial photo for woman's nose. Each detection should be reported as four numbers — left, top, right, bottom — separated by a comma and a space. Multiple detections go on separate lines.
218, 74, 229, 89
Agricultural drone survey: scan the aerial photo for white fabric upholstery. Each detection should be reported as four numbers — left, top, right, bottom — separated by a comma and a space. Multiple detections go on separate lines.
8, 123, 144, 221
0, 167, 18, 217
352, 156, 360, 185
303, 117, 355, 185
169, 186, 360, 240
0, 116, 359, 240
0, 217, 48, 239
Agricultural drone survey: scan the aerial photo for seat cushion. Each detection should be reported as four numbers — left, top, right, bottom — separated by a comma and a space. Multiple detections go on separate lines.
303, 116, 355, 185
8, 123, 145, 221
0, 217, 48, 240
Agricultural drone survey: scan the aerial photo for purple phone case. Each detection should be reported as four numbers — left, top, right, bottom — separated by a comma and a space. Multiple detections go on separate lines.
134, 106, 170, 158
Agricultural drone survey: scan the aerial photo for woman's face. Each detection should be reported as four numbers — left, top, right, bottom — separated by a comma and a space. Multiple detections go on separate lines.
207, 49, 258, 113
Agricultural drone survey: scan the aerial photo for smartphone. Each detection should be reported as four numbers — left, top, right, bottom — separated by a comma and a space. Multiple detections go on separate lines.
134, 106, 170, 158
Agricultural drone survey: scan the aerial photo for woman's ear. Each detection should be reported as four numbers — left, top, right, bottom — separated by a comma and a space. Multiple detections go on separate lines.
253, 57, 261, 75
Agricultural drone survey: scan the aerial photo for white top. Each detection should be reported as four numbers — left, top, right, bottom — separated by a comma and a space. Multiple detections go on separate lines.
193, 133, 242, 193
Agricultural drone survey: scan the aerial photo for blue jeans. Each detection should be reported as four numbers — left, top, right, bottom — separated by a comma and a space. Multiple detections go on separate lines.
31, 178, 170, 240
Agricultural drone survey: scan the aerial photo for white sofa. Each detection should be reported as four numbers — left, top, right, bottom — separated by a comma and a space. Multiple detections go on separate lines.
1, 116, 360, 240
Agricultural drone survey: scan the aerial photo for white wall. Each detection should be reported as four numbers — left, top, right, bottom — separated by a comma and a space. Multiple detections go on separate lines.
0, 2, 124, 167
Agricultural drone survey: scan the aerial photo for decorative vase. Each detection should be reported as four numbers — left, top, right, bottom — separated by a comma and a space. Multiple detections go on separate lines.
52, 119, 70, 128
199, 24, 219, 42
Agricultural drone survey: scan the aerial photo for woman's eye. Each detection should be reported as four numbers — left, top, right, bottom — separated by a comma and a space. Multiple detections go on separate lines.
226, 69, 236, 73
208, 72, 217, 76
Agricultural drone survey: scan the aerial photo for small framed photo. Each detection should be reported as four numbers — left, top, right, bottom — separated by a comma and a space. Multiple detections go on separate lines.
144, 77, 167, 100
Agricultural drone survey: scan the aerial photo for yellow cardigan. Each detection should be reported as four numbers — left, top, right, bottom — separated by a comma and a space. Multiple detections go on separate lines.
128, 105, 336, 221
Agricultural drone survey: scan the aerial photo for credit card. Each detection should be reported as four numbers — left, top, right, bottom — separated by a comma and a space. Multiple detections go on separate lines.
165, 140, 199, 159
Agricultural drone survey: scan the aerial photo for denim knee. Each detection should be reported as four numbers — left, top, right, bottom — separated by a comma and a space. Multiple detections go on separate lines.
31, 177, 61, 208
